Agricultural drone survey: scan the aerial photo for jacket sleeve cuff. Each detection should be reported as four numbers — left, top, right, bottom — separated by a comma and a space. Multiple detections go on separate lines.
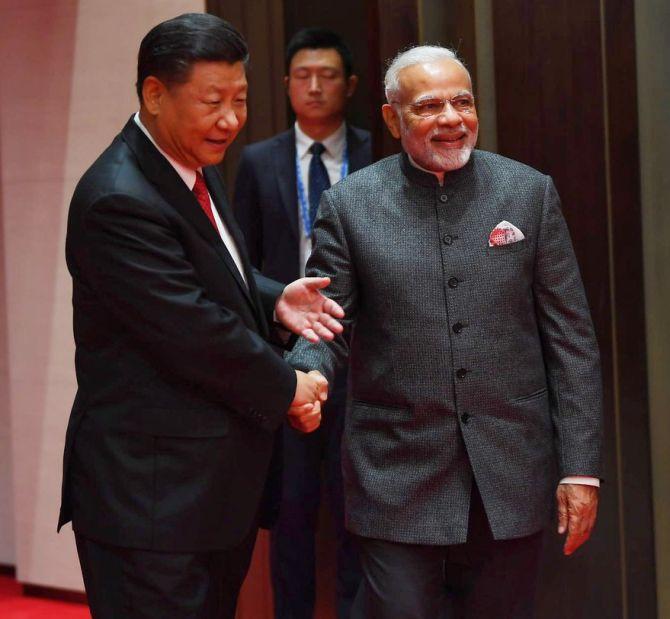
559, 476, 600, 487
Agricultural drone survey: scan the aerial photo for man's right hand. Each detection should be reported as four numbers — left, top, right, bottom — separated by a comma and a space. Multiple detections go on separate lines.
287, 370, 328, 433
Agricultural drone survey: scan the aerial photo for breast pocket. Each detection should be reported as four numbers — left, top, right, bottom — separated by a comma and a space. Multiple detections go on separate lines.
486, 237, 530, 256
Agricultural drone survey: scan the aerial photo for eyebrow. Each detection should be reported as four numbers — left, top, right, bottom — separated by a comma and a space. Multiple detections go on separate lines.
412, 90, 472, 104
292, 64, 341, 72
204, 83, 248, 93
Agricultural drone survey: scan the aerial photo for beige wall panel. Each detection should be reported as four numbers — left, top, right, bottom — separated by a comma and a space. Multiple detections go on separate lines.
0, 198, 13, 565
636, 1, 670, 616
1, 0, 203, 591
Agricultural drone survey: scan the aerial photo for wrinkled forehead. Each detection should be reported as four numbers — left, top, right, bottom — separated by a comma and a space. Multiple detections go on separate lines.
397, 59, 472, 102
181, 60, 248, 94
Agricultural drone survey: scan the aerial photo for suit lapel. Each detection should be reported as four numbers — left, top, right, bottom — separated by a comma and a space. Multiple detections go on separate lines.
273, 130, 300, 242
203, 166, 267, 331
123, 120, 224, 246
121, 119, 261, 323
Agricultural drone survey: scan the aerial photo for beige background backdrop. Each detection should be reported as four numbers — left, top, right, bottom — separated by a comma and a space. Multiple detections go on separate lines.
0, 0, 204, 590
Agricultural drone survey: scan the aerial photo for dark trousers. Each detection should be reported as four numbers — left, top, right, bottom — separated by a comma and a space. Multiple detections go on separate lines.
351, 484, 543, 619
271, 377, 361, 619
75, 524, 258, 619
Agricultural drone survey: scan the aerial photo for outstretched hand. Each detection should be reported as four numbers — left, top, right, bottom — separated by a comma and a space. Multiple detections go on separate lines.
275, 277, 344, 343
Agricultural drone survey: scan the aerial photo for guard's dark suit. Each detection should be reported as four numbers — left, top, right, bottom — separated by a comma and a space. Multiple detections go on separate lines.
59, 117, 297, 618
233, 125, 371, 619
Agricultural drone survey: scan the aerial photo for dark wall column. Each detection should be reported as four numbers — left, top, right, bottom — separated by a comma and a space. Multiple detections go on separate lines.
492, 1, 656, 617
206, 0, 287, 191
369, 0, 420, 158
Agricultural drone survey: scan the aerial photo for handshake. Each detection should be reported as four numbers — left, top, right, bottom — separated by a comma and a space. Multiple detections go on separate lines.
288, 370, 328, 433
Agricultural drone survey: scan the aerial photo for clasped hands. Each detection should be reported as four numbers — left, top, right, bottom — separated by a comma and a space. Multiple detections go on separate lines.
273, 276, 340, 432
288, 370, 328, 433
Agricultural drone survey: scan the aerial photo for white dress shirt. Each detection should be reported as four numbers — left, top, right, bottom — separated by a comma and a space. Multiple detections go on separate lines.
295, 121, 347, 276
133, 113, 247, 287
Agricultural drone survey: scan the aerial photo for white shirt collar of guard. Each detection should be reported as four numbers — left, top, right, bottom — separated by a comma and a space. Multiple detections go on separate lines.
295, 121, 346, 162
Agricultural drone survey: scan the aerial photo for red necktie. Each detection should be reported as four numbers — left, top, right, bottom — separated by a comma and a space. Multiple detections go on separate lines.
192, 171, 217, 229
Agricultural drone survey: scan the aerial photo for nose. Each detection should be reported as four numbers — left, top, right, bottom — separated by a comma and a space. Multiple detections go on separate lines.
436, 101, 462, 126
216, 107, 239, 131
308, 73, 321, 93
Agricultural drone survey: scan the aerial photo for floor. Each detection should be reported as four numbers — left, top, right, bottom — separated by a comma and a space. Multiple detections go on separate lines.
0, 576, 89, 619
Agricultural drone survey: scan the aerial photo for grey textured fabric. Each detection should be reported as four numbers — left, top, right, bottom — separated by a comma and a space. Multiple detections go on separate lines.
287, 150, 602, 546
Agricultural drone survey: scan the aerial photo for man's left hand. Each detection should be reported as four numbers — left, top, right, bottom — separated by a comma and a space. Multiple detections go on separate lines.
275, 277, 344, 343
556, 483, 599, 556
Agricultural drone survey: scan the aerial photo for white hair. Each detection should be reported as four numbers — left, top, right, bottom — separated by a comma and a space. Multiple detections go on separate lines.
384, 45, 469, 103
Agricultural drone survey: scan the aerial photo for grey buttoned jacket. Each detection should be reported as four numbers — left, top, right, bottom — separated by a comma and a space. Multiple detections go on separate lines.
287, 150, 602, 546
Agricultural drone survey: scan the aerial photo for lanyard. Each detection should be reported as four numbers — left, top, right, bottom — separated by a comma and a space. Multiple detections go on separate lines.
296, 142, 349, 237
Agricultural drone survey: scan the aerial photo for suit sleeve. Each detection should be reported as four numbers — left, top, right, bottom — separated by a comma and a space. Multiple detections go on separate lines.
233, 148, 262, 269
286, 190, 358, 383
76, 192, 296, 431
533, 177, 603, 478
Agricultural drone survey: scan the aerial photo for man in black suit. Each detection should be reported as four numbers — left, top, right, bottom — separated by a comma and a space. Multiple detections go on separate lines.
58, 14, 345, 619
234, 28, 371, 619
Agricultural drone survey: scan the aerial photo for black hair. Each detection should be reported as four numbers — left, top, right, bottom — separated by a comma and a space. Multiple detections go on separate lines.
136, 13, 248, 102
285, 28, 353, 78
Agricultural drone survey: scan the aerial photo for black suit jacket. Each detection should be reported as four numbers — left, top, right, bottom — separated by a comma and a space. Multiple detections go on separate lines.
58, 118, 297, 552
232, 125, 372, 284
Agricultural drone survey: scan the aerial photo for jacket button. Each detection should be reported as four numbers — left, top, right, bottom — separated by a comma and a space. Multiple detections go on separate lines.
440, 194, 449, 203
456, 368, 468, 380
448, 277, 459, 289
461, 412, 471, 424
452, 322, 464, 334
442, 234, 453, 245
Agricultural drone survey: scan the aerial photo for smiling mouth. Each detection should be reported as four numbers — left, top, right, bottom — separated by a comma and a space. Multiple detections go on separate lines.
206, 138, 228, 147
432, 134, 465, 143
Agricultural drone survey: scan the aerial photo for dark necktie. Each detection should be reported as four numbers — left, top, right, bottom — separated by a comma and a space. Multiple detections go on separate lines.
308, 142, 330, 229
192, 171, 217, 229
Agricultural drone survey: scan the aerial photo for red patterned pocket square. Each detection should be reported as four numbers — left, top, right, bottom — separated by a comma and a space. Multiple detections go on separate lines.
488, 221, 525, 247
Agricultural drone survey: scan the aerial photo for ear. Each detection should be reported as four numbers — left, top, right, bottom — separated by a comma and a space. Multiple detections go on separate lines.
346, 74, 359, 98
382, 103, 401, 139
141, 76, 168, 116
284, 75, 290, 92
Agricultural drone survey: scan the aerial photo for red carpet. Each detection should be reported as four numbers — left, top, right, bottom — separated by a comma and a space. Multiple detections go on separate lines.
0, 576, 89, 618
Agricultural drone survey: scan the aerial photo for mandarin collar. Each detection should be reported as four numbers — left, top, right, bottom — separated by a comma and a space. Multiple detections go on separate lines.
400, 150, 477, 189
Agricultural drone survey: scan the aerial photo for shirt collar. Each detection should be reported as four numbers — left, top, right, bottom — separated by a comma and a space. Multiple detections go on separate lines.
295, 121, 347, 161
134, 112, 198, 190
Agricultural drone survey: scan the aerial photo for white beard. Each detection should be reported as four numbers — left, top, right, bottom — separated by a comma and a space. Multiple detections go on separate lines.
435, 141, 475, 171
403, 125, 478, 173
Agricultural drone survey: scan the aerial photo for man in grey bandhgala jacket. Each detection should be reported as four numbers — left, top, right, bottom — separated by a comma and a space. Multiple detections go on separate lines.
287, 45, 602, 619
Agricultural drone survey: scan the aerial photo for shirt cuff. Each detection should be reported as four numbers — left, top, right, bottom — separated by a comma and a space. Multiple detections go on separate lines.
559, 476, 600, 487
